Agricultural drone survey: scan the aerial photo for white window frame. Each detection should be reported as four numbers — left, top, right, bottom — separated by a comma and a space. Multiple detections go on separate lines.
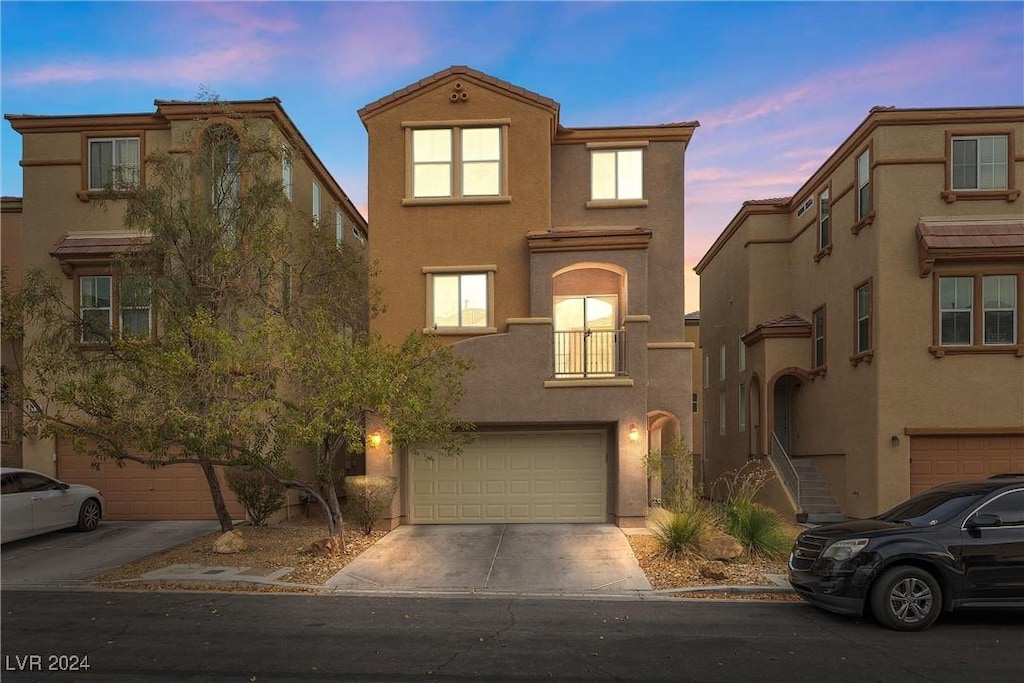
117, 275, 152, 339
423, 267, 496, 334
812, 306, 826, 369
856, 149, 871, 220
408, 125, 505, 201
818, 187, 830, 250
89, 137, 140, 190
352, 225, 366, 245
719, 343, 726, 381
335, 210, 345, 246
951, 135, 1008, 191
983, 275, 1017, 345
719, 391, 726, 436
738, 334, 746, 373
692, 392, 699, 414
738, 383, 747, 432
80, 275, 113, 343
940, 276, 974, 346
282, 147, 293, 200
312, 182, 321, 226
856, 283, 872, 354
590, 148, 644, 201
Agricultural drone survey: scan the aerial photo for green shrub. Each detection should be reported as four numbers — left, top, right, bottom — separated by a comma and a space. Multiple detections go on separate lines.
722, 500, 791, 558
652, 503, 715, 559
225, 467, 285, 526
345, 475, 398, 534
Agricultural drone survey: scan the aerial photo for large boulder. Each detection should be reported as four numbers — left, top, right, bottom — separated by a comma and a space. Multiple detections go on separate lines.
701, 530, 743, 561
212, 529, 246, 554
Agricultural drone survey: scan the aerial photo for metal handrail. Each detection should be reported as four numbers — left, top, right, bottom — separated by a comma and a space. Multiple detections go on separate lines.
770, 430, 801, 510
553, 329, 626, 378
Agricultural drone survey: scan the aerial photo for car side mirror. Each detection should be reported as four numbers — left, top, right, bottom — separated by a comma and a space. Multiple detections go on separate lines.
966, 512, 1002, 529
58, 482, 70, 491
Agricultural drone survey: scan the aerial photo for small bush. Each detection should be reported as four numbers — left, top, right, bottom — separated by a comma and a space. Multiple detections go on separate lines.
345, 475, 398, 534
652, 503, 716, 560
722, 499, 791, 558
225, 467, 285, 526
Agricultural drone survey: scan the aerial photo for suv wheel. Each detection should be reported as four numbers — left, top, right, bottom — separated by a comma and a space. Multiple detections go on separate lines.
870, 566, 942, 631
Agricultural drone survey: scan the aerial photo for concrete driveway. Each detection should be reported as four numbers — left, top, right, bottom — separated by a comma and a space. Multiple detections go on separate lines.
1, 520, 220, 588
327, 524, 651, 595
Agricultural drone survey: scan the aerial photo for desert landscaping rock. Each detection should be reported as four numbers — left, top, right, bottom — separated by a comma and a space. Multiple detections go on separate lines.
213, 529, 246, 554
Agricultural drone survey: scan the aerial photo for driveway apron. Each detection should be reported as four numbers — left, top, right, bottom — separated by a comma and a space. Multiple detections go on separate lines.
327, 523, 651, 594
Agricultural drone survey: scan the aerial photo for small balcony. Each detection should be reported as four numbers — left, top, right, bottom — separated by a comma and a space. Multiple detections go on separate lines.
552, 329, 626, 378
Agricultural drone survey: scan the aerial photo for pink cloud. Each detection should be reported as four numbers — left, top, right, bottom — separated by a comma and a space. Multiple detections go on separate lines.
315, 3, 438, 81
190, 1, 301, 34
9, 41, 278, 86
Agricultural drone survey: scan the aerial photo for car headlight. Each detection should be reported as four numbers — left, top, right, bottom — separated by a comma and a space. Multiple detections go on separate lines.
821, 538, 869, 561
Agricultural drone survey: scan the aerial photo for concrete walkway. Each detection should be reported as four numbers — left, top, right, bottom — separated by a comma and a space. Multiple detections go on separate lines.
325, 524, 652, 594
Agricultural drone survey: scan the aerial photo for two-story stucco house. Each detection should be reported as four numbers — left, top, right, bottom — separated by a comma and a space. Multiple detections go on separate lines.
5, 98, 367, 519
696, 106, 1024, 522
359, 66, 698, 528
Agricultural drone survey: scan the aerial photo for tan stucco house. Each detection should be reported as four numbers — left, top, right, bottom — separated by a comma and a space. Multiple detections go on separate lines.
696, 106, 1024, 521
359, 66, 699, 528
4, 98, 367, 519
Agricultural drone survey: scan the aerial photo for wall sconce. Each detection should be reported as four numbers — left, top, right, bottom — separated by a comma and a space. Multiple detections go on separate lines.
890, 435, 901, 447
628, 424, 640, 442
368, 431, 382, 449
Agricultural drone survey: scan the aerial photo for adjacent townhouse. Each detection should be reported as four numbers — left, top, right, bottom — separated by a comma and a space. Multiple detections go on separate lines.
696, 106, 1024, 521
358, 66, 698, 528
1, 196, 24, 468
4, 98, 367, 519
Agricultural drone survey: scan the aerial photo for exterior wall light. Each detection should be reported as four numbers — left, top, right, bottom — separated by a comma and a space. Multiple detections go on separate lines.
890, 435, 901, 447
368, 431, 382, 448
628, 424, 640, 442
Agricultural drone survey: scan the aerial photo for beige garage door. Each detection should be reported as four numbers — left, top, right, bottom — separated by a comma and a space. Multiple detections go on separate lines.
910, 433, 1024, 496
410, 431, 607, 523
58, 440, 244, 520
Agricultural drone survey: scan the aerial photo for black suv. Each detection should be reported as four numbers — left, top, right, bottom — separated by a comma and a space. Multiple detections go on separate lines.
789, 476, 1024, 630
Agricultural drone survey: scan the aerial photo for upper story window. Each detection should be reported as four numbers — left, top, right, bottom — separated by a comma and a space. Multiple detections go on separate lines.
817, 187, 831, 251
89, 138, 140, 190
934, 272, 1022, 355
591, 148, 643, 201
423, 266, 496, 334
952, 136, 1008, 191
719, 343, 726, 381
409, 125, 505, 201
335, 210, 345, 246
204, 126, 240, 231
282, 147, 293, 200
79, 274, 152, 343
851, 278, 876, 362
312, 182, 321, 226
738, 333, 746, 373
703, 354, 709, 388
352, 225, 366, 245
856, 149, 871, 221
812, 306, 827, 372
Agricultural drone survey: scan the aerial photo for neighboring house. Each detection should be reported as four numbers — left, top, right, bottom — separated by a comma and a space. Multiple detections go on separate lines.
4, 98, 367, 520
358, 66, 698, 528
1, 197, 23, 468
683, 311, 704, 489
695, 106, 1024, 521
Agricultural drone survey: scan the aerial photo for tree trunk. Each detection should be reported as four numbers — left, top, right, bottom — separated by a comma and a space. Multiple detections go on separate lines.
199, 460, 234, 532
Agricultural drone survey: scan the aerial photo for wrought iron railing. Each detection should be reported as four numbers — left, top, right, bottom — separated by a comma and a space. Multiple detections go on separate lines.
770, 430, 801, 510
553, 329, 626, 378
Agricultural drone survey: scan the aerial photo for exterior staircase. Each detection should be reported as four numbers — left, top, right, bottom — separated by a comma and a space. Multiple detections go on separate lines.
790, 458, 845, 524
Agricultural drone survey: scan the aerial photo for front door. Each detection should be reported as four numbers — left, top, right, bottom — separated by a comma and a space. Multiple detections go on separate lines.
553, 296, 618, 377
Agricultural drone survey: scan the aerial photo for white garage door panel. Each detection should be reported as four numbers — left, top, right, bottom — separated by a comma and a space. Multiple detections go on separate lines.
410, 431, 607, 523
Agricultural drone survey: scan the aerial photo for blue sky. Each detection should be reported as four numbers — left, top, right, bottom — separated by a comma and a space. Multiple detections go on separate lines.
3, 1, 1022, 311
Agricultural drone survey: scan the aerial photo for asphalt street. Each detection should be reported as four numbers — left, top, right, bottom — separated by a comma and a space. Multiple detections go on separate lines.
2, 590, 1022, 682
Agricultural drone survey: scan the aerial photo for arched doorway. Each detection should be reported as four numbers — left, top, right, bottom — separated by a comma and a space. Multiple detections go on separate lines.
770, 371, 806, 457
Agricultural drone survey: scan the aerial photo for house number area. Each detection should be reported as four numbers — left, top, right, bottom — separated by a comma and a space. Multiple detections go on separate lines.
4, 654, 91, 672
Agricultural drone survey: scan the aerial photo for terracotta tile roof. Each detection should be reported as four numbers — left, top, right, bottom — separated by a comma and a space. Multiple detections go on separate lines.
916, 220, 1024, 252
358, 65, 559, 121
50, 232, 152, 259
743, 197, 792, 207
750, 313, 810, 330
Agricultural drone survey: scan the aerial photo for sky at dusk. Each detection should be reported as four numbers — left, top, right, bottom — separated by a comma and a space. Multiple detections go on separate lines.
2, 1, 1022, 312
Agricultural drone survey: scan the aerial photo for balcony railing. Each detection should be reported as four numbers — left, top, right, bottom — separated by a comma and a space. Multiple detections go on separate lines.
553, 329, 626, 378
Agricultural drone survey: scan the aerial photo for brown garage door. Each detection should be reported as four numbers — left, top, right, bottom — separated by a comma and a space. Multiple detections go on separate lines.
909, 433, 1024, 496
58, 440, 244, 520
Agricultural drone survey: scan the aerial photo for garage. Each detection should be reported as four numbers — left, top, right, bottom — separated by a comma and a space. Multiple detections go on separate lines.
57, 440, 244, 520
409, 430, 608, 523
909, 432, 1024, 496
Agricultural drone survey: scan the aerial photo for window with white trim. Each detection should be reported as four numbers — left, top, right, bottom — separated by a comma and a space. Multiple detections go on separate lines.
812, 306, 826, 369
856, 149, 871, 220
719, 391, 726, 435
818, 187, 830, 250
282, 147, 293, 200
411, 126, 503, 199
719, 343, 726, 381
89, 137, 140, 190
312, 182, 321, 226
738, 383, 747, 432
335, 210, 345, 246
940, 276, 973, 346
591, 149, 643, 200
984, 275, 1017, 345
692, 393, 699, 414
738, 334, 746, 372
431, 273, 489, 329
79, 274, 151, 342
952, 136, 1008, 190
855, 282, 872, 354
